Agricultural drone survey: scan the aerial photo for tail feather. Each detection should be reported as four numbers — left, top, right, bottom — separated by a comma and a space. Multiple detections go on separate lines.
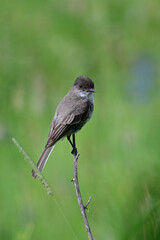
32, 145, 55, 179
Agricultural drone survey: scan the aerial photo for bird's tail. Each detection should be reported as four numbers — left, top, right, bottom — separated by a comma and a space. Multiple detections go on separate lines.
32, 145, 55, 179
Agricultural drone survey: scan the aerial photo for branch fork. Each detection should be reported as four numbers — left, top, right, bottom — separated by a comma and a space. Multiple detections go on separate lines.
84, 196, 92, 211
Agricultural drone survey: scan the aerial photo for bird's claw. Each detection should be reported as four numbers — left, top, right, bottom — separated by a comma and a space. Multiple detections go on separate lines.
71, 148, 77, 155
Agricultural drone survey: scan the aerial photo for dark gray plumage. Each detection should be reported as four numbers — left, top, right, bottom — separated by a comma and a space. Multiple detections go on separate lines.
32, 76, 95, 178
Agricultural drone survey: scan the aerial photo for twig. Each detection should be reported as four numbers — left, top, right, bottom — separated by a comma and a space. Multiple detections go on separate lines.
84, 196, 92, 211
71, 134, 93, 240
12, 137, 53, 196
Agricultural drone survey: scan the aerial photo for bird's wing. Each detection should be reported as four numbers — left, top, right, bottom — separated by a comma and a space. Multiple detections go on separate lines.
46, 98, 89, 147
63, 98, 89, 125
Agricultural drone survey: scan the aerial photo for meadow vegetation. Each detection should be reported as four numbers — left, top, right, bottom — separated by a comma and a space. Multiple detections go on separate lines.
0, 1, 160, 239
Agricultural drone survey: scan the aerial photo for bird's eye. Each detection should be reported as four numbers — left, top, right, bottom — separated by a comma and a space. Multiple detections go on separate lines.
79, 84, 82, 88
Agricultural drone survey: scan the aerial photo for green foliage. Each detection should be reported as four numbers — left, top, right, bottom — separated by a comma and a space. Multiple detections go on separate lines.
0, 0, 160, 239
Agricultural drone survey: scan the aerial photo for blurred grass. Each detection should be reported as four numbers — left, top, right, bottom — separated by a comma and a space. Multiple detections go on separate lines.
0, 0, 160, 239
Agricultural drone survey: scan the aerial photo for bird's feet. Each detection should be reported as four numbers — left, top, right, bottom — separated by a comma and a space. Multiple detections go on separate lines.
71, 147, 77, 155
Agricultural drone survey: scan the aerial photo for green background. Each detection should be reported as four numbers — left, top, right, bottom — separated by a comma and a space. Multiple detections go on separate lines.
0, 0, 160, 239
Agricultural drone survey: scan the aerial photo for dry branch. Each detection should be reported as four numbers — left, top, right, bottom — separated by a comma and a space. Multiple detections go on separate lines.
71, 134, 93, 240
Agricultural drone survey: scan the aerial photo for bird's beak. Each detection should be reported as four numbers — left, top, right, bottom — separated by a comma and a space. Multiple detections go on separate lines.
88, 88, 95, 93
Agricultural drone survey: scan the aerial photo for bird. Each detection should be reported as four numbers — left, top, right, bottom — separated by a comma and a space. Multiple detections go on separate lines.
32, 76, 95, 179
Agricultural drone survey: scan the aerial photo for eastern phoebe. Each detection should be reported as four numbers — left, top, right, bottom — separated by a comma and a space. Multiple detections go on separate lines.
32, 76, 95, 179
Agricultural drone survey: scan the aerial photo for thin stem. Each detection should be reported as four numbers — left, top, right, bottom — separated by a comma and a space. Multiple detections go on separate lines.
12, 137, 53, 196
84, 196, 92, 210
72, 135, 93, 240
